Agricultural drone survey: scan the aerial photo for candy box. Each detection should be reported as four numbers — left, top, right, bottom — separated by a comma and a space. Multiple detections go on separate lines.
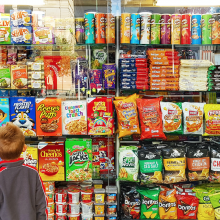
10, 97, 36, 136
0, 13, 10, 44
74, 59, 88, 89
89, 69, 103, 93
11, 65, 28, 89
65, 138, 92, 182
0, 98, 9, 127
10, 10, 32, 27
87, 97, 114, 135
38, 142, 65, 181
11, 27, 32, 44
0, 65, 11, 88
33, 27, 54, 44
36, 98, 62, 136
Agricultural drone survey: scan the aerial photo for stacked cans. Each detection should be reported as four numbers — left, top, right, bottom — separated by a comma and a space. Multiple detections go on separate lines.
208, 65, 220, 91
212, 13, 220, 44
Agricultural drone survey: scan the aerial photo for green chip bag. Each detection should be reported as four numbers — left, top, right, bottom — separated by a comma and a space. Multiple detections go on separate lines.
209, 193, 220, 220
118, 146, 139, 182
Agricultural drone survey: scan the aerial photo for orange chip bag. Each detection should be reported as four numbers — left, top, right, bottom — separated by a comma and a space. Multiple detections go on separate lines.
136, 97, 166, 140
114, 94, 140, 138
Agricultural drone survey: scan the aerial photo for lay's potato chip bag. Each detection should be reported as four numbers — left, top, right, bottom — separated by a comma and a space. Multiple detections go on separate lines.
209, 193, 220, 220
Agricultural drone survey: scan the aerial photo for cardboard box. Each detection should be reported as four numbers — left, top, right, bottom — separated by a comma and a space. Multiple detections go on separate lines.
10, 10, 32, 27
0, 13, 10, 44
11, 27, 32, 44
20, 145, 38, 169
11, 65, 27, 89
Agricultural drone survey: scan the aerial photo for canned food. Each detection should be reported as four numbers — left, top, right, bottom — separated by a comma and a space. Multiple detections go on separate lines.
95, 13, 106, 44
47, 214, 54, 220
84, 13, 95, 44
47, 203, 55, 215
55, 213, 67, 220
81, 214, 93, 220
68, 203, 80, 214
131, 13, 140, 44
68, 190, 80, 203
120, 13, 131, 43
105, 14, 115, 44
212, 13, 220, 44
81, 202, 93, 214
75, 18, 85, 44
68, 214, 80, 220
95, 204, 105, 215
43, 182, 55, 193
55, 193, 67, 203
107, 205, 117, 215
181, 14, 191, 44
94, 188, 105, 203
151, 14, 161, 44
81, 191, 93, 203
140, 12, 151, 44
95, 217, 105, 220
46, 193, 54, 203
171, 14, 181, 44
56, 203, 67, 214
201, 14, 212, 44
161, 14, 171, 44
191, 14, 202, 44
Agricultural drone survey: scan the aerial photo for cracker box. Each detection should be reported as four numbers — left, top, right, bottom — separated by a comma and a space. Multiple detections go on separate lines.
10, 10, 32, 27
0, 65, 11, 88
10, 97, 36, 136
62, 100, 87, 135
65, 138, 92, 182
11, 27, 32, 44
38, 142, 65, 181
87, 97, 114, 135
0, 98, 9, 127
0, 13, 10, 44
33, 27, 54, 44
11, 65, 27, 89
36, 98, 62, 136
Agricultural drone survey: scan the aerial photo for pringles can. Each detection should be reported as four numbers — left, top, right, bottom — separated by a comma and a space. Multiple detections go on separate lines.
160, 14, 171, 44
102, 63, 116, 89
120, 13, 131, 44
181, 14, 191, 44
105, 14, 115, 44
212, 13, 220, 44
191, 14, 202, 45
75, 18, 85, 44
85, 13, 95, 44
131, 13, 140, 44
171, 14, 181, 44
140, 12, 151, 44
95, 13, 106, 44
151, 13, 161, 44
201, 14, 212, 44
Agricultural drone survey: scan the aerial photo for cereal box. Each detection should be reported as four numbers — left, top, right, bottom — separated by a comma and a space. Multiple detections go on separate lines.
10, 97, 36, 136
87, 97, 114, 135
33, 27, 54, 44
36, 98, 62, 136
65, 138, 92, 182
38, 142, 65, 181
62, 100, 87, 135
74, 59, 88, 90
0, 98, 9, 127
11, 27, 32, 44
10, 10, 32, 27
0, 65, 10, 88
11, 65, 27, 89
0, 13, 10, 44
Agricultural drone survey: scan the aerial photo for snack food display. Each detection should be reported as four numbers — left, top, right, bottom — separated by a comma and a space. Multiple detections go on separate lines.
0, 97, 9, 127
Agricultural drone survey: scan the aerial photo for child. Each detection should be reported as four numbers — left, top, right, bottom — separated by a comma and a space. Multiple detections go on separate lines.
0, 122, 47, 220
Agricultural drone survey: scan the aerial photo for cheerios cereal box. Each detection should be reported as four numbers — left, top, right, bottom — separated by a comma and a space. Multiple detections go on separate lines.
62, 100, 87, 135
65, 138, 92, 182
10, 10, 32, 27
11, 26, 32, 44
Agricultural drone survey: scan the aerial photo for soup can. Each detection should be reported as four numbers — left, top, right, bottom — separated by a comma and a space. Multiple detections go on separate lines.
95, 13, 106, 44
55, 193, 67, 203
105, 13, 115, 44
191, 14, 201, 44
55, 213, 67, 220
151, 13, 161, 44
56, 203, 67, 214
140, 12, 151, 44
68, 203, 80, 214
84, 13, 95, 44
68, 214, 80, 220
131, 13, 140, 44
47, 214, 55, 220
201, 14, 212, 44
120, 13, 131, 44
171, 14, 181, 44
47, 203, 55, 215
160, 14, 171, 44
75, 17, 85, 44
43, 182, 55, 193
181, 14, 191, 44
46, 193, 54, 204
212, 13, 220, 44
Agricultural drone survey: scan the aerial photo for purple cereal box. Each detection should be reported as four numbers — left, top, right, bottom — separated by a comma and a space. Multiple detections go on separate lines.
33, 27, 54, 44
102, 63, 116, 89
11, 26, 32, 44
89, 69, 103, 92
74, 58, 88, 89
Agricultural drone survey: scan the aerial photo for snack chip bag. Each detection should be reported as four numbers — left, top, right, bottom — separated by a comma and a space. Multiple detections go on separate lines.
182, 102, 205, 135
118, 146, 139, 182
161, 102, 183, 134
114, 94, 140, 138
159, 189, 177, 219
209, 193, 220, 220
210, 145, 220, 183
136, 97, 166, 140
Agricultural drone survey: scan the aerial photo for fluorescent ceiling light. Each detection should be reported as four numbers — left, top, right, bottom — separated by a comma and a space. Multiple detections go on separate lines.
157, 0, 220, 6
0, 0, 45, 5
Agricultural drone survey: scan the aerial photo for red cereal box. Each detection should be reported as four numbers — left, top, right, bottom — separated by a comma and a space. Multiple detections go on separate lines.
87, 97, 114, 135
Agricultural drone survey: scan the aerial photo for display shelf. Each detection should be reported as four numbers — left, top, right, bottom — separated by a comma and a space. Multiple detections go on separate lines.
120, 43, 220, 47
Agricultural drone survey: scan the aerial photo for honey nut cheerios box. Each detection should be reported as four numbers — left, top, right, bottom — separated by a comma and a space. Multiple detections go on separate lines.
38, 142, 65, 181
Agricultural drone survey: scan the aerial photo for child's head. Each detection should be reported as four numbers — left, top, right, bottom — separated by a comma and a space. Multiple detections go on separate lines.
0, 122, 25, 160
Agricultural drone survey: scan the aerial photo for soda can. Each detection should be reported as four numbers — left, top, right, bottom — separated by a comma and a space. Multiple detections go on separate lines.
140, 12, 151, 44
171, 14, 181, 44
131, 13, 140, 44
191, 14, 202, 45
75, 18, 85, 44
95, 13, 106, 44
85, 13, 95, 44
151, 14, 161, 44
160, 14, 171, 44
120, 13, 131, 44
212, 13, 220, 44
105, 13, 115, 44
181, 14, 191, 44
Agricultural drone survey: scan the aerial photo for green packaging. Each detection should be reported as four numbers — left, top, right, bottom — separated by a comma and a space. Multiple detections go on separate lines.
151, 14, 161, 44
201, 14, 212, 45
0, 13, 11, 44
0, 65, 10, 88
91, 47, 107, 69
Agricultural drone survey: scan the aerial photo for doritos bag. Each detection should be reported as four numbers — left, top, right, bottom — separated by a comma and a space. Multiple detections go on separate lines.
114, 94, 140, 138
210, 145, 220, 183
136, 97, 166, 140
209, 193, 220, 220
159, 189, 177, 219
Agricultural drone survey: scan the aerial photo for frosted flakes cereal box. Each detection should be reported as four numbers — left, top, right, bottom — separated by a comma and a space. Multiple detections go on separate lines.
11, 65, 28, 89
36, 98, 62, 136
62, 100, 87, 135
38, 142, 65, 181
10, 10, 32, 27
33, 27, 54, 44
11, 27, 32, 44
0, 13, 10, 44
20, 145, 38, 169
0, 98, 9, 127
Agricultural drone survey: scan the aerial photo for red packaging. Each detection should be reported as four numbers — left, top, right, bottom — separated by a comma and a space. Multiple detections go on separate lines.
135, 63, 147, 67
56, 203, 67, 214
81, 189, 93, 203
181, 14, 191, 44
55, 193, 67, 203
136, 68, 149, 72
136, 97, 166, 140
95, 13, 106, 44
136, 58, 147, 63
55, 213, 67, 220
136, 85, 149, 90
175, 194, 199, 219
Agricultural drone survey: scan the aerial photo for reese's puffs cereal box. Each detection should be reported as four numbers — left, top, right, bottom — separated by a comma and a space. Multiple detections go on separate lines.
36, 98, 62, 136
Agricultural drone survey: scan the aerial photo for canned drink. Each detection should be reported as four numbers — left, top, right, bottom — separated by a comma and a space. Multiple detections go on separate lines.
105, 14, 115, 44
171, 14, 181, 44
201, 14, 212, 44
75, 18, 85, 44
191, 14, 202, 45
181, 14, 191, 44
151, 14, 161, 44
212, 13, 220, 44
95, 13, 106, 44
120, 13, 131, 44
131, 13, 140, 44
84, 13, 95, 44
140, 12, 151, 44
160, 14, 171, 44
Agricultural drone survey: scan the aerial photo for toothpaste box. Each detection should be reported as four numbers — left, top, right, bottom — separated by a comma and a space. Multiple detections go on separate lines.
10, 10, 32, 27
0, 13, 10, 44
11, 26, 32, 44
33, 27, 54, 44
